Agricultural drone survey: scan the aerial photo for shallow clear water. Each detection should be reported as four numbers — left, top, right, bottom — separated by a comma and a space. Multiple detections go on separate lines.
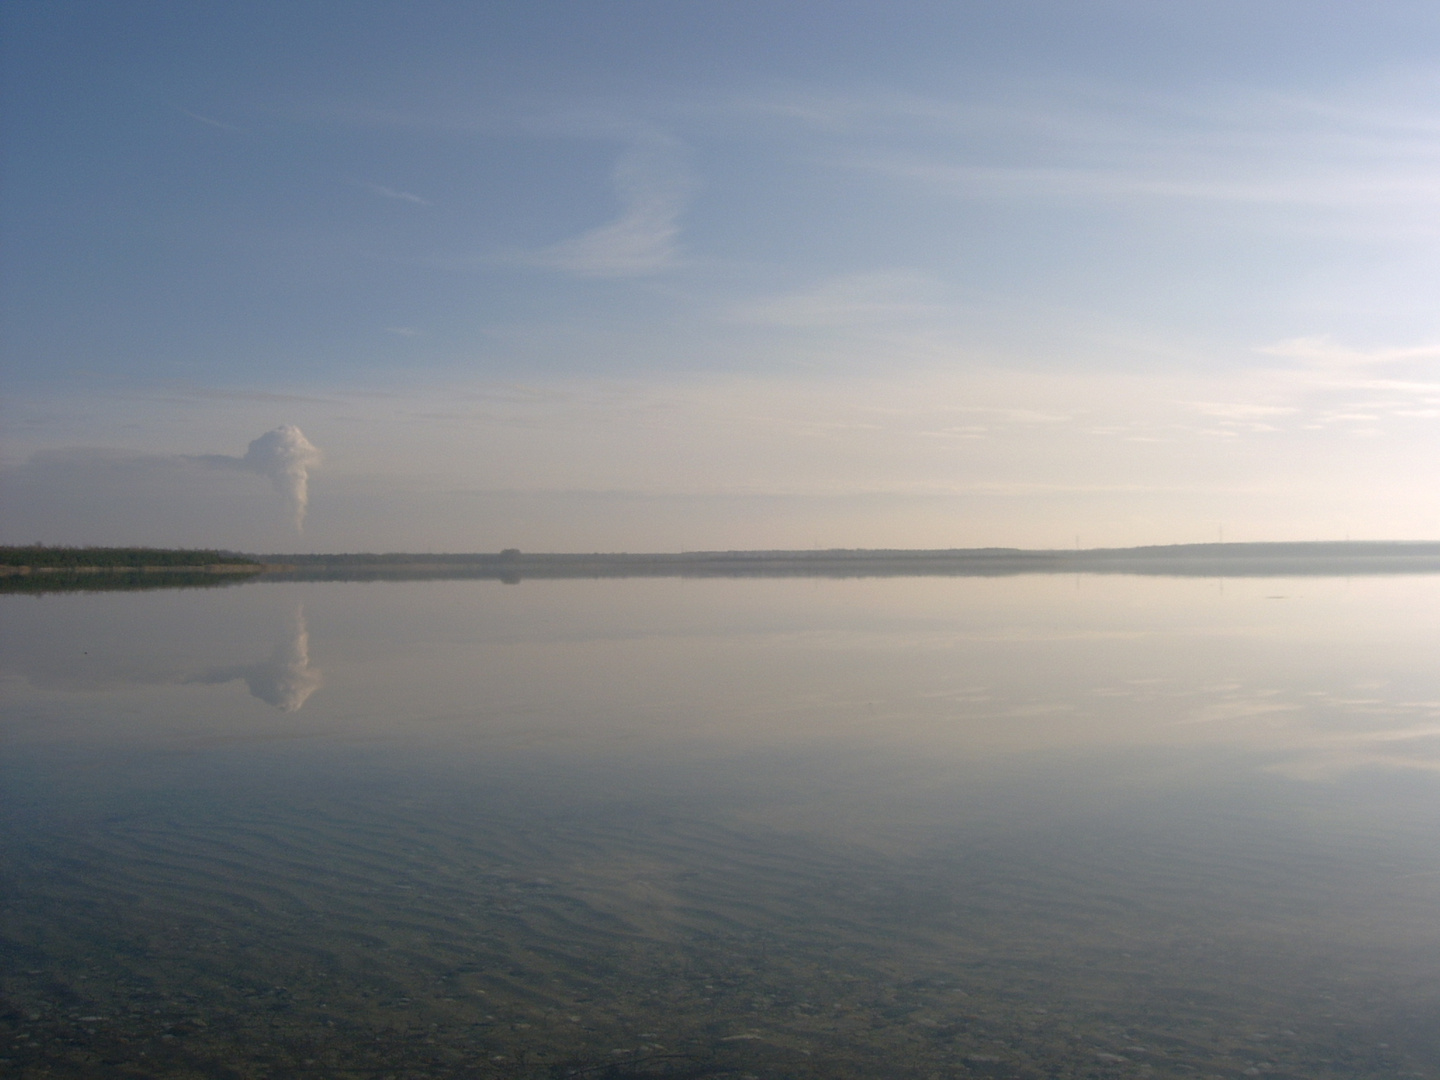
3, 573, 1440, 1078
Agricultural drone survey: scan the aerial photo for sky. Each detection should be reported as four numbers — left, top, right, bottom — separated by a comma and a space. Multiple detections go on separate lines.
4, 0, 1440, 552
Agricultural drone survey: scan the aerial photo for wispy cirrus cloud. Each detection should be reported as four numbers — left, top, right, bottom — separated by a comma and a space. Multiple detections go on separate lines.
1259, 335, 1440, 369
835, 156, 1440, 209
735, 76, 1440, 233
521, 137, 694, 277
353, 180, 431, 206
1163, 334, 1440, 440
732, 271, 946, 329
176, 107, 244, 132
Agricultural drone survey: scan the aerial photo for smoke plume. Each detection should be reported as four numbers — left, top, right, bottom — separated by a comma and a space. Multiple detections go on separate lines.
242, 425, 322, 530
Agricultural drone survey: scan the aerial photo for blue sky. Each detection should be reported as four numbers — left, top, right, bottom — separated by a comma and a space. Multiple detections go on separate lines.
5, 2, 1440, 551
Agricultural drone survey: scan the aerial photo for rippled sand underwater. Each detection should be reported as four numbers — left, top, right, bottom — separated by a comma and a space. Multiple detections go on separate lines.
3, 575, 1440, 1078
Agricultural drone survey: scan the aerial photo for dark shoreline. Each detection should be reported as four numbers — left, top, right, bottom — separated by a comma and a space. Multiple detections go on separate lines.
8, 542, 1440, 592
258, 541, 1440, 582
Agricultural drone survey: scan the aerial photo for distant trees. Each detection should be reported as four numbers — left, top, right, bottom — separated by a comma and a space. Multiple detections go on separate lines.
0, 546, 260, 568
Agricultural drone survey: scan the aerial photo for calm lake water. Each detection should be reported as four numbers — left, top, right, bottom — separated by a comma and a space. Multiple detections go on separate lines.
3, 573, 1440, 1078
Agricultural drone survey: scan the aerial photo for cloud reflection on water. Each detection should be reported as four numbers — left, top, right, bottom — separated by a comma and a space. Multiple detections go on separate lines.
0, 602, 321, 715
192, 608, 321, 713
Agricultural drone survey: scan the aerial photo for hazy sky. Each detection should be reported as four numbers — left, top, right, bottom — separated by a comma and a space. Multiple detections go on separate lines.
5, 1, 1440, 551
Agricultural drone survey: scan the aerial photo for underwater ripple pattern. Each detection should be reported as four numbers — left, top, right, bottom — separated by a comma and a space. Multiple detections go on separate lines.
3, 784, 1439, 1079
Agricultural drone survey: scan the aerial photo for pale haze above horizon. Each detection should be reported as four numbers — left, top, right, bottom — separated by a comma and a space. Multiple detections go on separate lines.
4, 1, 1440, 553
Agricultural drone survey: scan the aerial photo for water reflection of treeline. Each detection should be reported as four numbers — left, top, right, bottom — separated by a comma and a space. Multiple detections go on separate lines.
0, 569, 256, 594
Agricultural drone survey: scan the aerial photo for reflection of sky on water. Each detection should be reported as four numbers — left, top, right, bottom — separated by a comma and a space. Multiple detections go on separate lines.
3, 574, 1439, 813
190, 609, 321, 712
0, 600, 320, 714
3, 573, 1440, 780
5, 575, 1440, 1074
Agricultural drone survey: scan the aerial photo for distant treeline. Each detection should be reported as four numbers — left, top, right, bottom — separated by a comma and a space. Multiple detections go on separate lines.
0, 546, 261, 568
9, 543, 1440, 590
255, 541, 1440, 582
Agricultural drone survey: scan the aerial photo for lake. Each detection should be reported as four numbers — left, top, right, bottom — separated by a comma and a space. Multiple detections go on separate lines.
3, 571, 1440, 1078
